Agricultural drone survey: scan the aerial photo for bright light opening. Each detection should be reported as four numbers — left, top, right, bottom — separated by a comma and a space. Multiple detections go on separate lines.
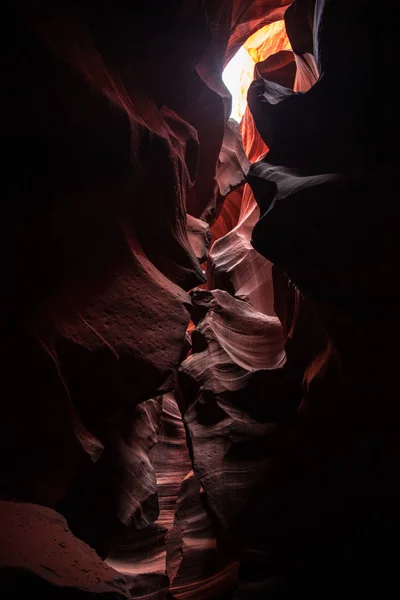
222, 21, 291, 123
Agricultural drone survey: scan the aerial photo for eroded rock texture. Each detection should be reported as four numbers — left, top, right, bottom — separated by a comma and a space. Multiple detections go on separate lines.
244, 0, 399, 595
2, 0, 399, 598
0, 501, 131, 599
177, 289, 300, 531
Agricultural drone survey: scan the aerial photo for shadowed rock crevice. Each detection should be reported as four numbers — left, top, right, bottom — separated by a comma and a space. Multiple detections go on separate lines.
2, 0, 399, 597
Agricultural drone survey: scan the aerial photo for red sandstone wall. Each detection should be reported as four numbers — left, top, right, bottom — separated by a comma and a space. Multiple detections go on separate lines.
1, 1, 399, 598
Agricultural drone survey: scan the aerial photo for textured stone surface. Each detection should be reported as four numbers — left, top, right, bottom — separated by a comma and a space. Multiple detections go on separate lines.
242, 2, 399, 594
178, 289, 301, 542
208, 183, 276, 315
105, 393, 191, 599
0, 501, 131, 599
187, 215, 212, 265
167, 472, 238, 599
3, 1, 399, 598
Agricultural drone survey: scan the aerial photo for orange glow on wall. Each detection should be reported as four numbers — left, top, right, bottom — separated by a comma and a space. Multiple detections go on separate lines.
223, 20, 291, 122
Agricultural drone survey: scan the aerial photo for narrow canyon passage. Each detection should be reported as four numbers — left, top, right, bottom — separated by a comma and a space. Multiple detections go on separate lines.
1, 1, 399, 598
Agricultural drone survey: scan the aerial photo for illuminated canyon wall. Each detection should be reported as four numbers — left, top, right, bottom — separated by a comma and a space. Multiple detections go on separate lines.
1, 1, 399, 598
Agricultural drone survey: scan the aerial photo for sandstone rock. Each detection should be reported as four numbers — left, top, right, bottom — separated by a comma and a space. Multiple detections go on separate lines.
187, 215, 211, 265
0, 501, 131, 599
178, 289, 300, 541
167, 472, 238, 599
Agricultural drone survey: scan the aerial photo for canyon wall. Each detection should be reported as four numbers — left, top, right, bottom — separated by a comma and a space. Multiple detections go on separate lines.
1, 1, 398, 598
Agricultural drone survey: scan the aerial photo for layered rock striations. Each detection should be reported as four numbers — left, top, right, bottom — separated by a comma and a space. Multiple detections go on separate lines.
2, 0, 398, 598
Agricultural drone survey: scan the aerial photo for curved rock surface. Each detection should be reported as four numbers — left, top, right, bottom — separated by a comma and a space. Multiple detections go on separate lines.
178, 289, 301, 539
208, 184, 276, 315
167, 472, 238, 599
3, 0, 399, 598
0, 501, 131, 599
242, 1, 399, 594
105, 393, 191, 599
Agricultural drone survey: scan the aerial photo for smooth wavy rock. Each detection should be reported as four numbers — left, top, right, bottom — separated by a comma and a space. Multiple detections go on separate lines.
284, 0, 315, 55
177, 289, 302, 542
293, 52, 319, 92
217, 119, 251, 199
209, 122, 275, 315
167, 472, 239, 599
226, 0, 292, 65
248, 161, 397, 315
255, 49, 296, 87
247, 77, 295, 150
241, 47, 296, 164
209, 37, 298, 317
210, 116, 272, 314
208, 184, 276, 315
210, 186, 243, 244
59, 396, 164, 558
0, 501, 131, 599
160, 395, 238, 599
151, 394, 193, 533
106, 393, 192, 599
282, 0, 319, 92
106, 393, 238, 599
187, 215, 212, 265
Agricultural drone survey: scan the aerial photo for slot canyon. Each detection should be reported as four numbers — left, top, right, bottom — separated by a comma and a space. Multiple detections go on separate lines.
2, 1, 399, 597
